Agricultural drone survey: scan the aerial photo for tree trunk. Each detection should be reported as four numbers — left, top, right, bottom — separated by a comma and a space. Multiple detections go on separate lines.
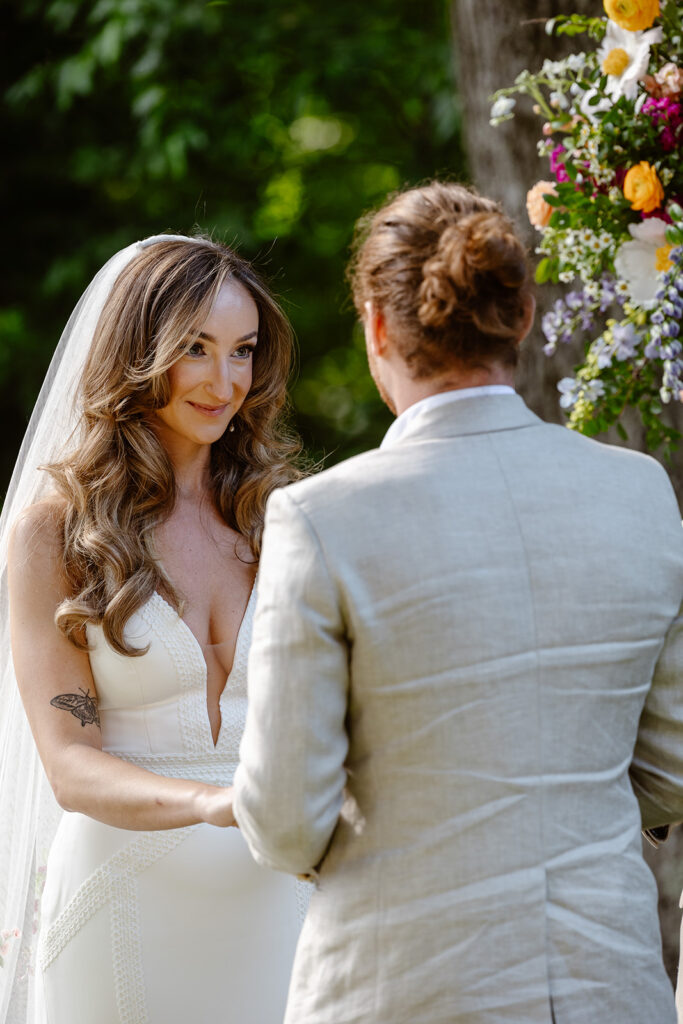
451, 0, 683, 985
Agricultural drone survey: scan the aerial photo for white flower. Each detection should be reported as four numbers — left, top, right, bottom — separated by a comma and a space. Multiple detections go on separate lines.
557, 377, 605, 409
634, 92, 648, 115
579, 88, 613, 123
558, 377, 579, 408
489, 96, 516, 123
597, 20, 663, 101
566, 53, 587, 73
550, 90, 569, 109
583, 379, 606, 403
614, 218, 671, 307
541, 59, 563, 77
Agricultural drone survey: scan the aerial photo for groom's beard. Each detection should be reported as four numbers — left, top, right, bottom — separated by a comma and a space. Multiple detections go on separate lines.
366, 349, 397, 416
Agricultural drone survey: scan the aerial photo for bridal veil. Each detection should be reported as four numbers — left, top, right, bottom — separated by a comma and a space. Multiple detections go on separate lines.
0, 235, 195, 1022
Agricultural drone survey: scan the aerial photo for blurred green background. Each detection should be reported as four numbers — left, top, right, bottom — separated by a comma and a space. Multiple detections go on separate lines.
4, 0, 683, 985
1, 0, 465, 487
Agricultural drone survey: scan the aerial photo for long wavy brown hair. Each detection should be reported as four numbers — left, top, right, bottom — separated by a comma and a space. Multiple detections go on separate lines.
47, 237, 302, 655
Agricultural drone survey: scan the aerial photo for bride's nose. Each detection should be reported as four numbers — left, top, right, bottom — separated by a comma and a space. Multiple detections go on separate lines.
208, 356, 234, 402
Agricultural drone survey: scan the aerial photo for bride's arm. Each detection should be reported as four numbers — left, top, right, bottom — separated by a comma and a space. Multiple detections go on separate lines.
8, 502, 234, 831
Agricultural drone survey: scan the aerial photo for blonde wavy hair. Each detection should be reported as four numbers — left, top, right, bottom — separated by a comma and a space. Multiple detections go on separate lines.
47, 237, 301, 655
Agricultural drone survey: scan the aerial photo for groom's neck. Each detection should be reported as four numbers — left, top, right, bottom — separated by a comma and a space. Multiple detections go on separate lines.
388, 361, 516, 418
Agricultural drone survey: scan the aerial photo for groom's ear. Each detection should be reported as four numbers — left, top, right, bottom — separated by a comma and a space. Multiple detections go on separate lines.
363, 301, 389, 357
516, 292, 536, 346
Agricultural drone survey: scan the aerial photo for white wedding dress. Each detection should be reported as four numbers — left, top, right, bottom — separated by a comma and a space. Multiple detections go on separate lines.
33, 587, 308, 1024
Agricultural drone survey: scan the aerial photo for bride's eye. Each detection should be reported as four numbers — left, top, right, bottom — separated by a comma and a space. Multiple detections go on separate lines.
185, 340, 205, 358
233, 343, 256, 360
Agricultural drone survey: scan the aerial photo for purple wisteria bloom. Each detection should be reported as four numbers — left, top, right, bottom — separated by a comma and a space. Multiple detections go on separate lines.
599, 276, 618, 311
612, 323, 639, 361
565, 291, 584, 311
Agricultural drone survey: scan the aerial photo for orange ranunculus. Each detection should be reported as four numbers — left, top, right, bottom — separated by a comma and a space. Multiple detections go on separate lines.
623, 161, 664, 213
526, 181, 557, 229
603, 0, 659, 32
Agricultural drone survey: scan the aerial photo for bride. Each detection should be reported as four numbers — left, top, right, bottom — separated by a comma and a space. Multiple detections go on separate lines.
0, 235, 307, 1023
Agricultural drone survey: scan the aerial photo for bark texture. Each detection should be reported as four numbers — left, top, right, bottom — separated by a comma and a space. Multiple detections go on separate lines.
452, 0, 683, 986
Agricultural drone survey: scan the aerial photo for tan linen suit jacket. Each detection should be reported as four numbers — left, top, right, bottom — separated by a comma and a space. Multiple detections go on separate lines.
233, 393, 683, 1024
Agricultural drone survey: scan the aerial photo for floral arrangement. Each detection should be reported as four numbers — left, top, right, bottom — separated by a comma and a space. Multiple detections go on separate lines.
491, 0, 683, 451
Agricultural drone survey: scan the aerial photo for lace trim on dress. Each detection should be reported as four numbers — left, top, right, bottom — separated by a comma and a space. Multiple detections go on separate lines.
39, 829, 193, 975
139, 594, 211, 753
112, 752, 237, 785
111, 871, 148, 1024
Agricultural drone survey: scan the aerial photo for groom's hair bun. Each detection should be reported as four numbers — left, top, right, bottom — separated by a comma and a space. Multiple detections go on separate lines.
349, 181, 532, 379
419, 213, 528, 331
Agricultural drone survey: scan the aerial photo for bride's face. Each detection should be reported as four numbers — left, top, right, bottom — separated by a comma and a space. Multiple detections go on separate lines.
154, 279, 258, 449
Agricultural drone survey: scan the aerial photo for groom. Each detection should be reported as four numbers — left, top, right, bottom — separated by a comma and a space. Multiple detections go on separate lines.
233, 183, 683, 1023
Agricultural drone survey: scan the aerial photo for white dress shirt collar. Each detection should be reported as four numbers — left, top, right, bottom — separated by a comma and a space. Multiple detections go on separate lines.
380, 385, 516, 450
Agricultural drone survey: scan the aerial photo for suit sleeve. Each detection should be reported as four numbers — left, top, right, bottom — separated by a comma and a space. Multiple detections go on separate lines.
630, 599, 683, 831
233, 487, 349, 876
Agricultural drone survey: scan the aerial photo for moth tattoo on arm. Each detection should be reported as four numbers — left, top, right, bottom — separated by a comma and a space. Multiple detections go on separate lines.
50, 688, 101, 729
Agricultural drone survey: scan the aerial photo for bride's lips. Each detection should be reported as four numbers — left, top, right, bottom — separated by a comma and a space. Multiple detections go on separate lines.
187, 401, 229, 418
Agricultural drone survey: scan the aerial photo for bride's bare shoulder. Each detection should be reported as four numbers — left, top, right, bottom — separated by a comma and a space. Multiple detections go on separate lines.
8, 498, 67, 574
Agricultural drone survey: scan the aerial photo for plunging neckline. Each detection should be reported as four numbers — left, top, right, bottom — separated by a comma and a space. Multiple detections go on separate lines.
151, 584, 256, 748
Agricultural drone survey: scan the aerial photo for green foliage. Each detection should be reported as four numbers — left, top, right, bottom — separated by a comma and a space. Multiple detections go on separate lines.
545, 14, 607, 40
1, 0, 463, 484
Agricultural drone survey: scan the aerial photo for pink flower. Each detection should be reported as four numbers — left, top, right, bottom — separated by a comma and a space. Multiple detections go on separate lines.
642, 96, 683, 152
642, 194, 683, 222
642, 207, 672, 223
549, 144, 570, 183
652, 62, 683, 97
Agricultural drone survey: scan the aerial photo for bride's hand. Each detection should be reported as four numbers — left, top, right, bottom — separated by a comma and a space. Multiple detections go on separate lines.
196, 784, 238, 828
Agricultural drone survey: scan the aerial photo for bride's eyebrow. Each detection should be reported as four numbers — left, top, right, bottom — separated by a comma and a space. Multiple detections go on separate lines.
196, 330, 258, 343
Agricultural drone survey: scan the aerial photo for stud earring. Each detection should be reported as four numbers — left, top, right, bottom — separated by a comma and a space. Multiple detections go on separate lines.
229, 421, 235, 433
